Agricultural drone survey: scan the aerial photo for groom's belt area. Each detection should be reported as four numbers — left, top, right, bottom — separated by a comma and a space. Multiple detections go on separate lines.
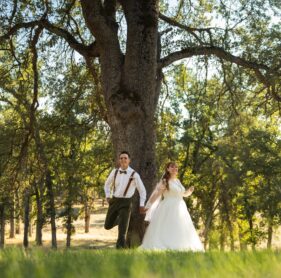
109, 196, 133, 207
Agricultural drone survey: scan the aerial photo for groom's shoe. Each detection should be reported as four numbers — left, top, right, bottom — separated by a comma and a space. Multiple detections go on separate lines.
116, 236, 126, 249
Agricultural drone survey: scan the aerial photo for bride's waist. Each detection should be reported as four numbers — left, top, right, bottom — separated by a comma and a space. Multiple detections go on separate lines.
162, 195, 183, 200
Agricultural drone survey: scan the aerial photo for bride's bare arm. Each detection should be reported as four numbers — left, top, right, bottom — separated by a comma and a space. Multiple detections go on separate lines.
183, 186, 194, 197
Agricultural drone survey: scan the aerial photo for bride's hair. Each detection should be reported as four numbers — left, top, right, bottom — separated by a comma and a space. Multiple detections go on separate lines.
162, 162, 177, 190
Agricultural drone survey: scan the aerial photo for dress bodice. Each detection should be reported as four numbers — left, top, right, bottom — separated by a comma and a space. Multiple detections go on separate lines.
163, 179, 185, 198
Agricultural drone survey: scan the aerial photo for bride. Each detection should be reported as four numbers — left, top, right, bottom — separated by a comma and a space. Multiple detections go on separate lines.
140, 162, 204, 251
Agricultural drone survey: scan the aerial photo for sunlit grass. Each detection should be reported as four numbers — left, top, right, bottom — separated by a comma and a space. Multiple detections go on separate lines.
0, 248, 280, 278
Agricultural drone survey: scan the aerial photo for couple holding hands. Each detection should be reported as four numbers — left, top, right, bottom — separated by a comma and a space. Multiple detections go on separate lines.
104, 151, 204, 251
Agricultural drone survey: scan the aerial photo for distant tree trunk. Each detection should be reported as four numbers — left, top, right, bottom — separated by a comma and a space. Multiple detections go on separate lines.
15, 191, 21, 234
65, 148, 76, 248
238, 223, 247, 250
15, 216, 21, 235
202, 181, 218, 250
0, 203, 5, 248
248, 218, 256, 251
267, 217, 273, 249
84, 200, 90, 233
15, 190, 21, 235
66, 210, 72, 248
9, 198, 15, 238
15, 217, 21, 235
35, 182, 44, 246
28, 221, 32, 237
45, 171, 57, 249
226, 216, 235, 251
23, 189, 30, 248
219, 216, 226, 251
65, 181, 74, 248
203, 211, 214, 250
32, 113, 57, 248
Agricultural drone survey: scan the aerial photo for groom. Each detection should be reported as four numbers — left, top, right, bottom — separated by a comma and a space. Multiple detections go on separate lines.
104, 151, 147, 249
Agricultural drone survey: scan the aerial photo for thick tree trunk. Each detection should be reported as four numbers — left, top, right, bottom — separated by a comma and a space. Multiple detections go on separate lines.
109, 114, 158, 246
81, 0, 160, 246
0, 203, 5, 248
45, 171, 57, 249
23, 189, 30, 248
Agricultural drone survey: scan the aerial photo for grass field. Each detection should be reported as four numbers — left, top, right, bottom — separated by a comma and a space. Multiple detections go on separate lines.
0, 248, 280, 278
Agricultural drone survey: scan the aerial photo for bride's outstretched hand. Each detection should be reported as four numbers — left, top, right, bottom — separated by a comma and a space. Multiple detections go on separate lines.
183, 186, 194, 197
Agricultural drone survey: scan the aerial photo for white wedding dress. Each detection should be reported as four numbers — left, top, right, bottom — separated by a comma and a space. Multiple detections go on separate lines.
140, 179, 204, 251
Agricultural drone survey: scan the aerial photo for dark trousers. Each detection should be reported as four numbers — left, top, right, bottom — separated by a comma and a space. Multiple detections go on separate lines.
104, 197, 132, 249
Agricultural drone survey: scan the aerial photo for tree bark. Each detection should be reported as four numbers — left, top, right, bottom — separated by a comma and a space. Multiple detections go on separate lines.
219, 218, 225, 251
248, 217, 256, 251
66, 211, 72, 248
267, 217, 273, 249
45, 171, 57, 249
84, 200, 90, 233
203, 211, 213, 250
35, 183, 44, 246
0, 203, 5, 248
81, 0, 161, 245
9, 198, 15, 238
15, 190, 21, 234
238, 223, 247, 251
65, 178, 74, 248
28, 221, 32, 237
23, 189, 30, 248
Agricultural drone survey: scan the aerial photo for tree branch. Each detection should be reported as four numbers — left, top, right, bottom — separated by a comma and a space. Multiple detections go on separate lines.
40, 19, 99, 57
8, 0, 18, 25
0, 19, 99, 58
80, 0, 118, 39
159, 46, 269, 80
30, 27, 42, 115
159, 13, 219, 45
160, 46, 281, 100
0, 21, 41, 42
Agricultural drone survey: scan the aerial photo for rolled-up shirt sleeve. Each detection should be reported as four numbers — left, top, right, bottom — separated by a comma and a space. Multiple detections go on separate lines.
134, 173, 146, 206
104, 169, 115, 198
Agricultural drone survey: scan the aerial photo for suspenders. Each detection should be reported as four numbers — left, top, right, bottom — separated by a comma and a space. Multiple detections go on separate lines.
123, 171, 135, 197
112, 169, 119, 193
112, 169, 136, 197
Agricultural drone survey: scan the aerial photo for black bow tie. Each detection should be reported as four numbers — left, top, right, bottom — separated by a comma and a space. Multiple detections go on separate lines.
119, 170, 127, 174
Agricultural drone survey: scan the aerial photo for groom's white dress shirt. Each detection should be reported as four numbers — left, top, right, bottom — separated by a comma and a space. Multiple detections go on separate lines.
104, 166, 146, 206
